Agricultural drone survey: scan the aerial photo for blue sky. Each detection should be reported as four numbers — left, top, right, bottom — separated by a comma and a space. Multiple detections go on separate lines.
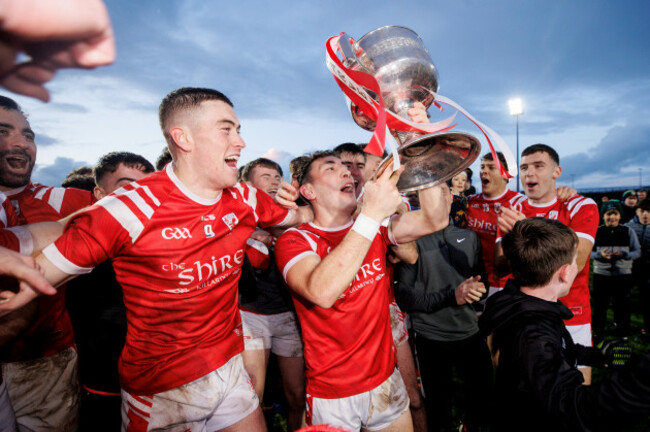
6, 0, 650, 190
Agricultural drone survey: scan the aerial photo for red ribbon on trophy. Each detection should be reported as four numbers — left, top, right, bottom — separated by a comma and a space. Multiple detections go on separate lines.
325, 34, 517, 179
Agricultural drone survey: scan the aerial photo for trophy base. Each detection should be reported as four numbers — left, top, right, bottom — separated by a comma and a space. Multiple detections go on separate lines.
374, 132, 481, 193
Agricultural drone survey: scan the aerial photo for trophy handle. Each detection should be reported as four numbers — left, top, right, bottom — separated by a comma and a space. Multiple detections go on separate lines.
339, 33, 360, 68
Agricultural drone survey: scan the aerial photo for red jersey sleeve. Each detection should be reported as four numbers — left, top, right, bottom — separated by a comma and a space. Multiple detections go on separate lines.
43, 189, 147, 275
246, 238, 270, 270
566, 196, 598, 244
275, 228, 319, 283
233, 183, 291, 229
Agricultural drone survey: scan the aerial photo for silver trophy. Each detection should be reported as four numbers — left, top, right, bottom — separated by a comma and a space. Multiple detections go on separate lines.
340, 25, 480, 192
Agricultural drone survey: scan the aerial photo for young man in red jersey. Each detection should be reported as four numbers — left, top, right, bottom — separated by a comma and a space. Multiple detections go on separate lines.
466, 152, 523, 298
495, 143, 599, 384
0, 87, 311, 431
275, 150, 448, 431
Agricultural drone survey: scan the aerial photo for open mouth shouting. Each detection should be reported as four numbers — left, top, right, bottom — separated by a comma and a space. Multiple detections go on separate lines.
224, 154, 239, 170
1, 150, 33, 177
340, 181, 355, 194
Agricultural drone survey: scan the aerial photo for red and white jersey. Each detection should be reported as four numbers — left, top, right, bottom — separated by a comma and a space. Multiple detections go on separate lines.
275, 221, 397, 398
5, 182, 94, 224
499, 194, 599, 325
0, 191, 25, 252
467, 189, 523, 288
2, 183, 93, 361
43, 165, 292, 394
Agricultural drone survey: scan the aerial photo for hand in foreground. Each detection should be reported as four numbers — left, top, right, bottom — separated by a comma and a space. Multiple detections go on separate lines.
0, 246, 55, 317
275, 180, 300, 210
0, 0, 115, 101
407, 101, 430, 124
497, 207, 526, 235
361, 165, 404, 222
455, 276, 486, 305
557, 186, 577, 201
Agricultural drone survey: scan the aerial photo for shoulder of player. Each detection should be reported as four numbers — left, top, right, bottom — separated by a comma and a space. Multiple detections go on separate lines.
275, 225, 322, 254
85, 172, 170, 227
561, 194, 598, 214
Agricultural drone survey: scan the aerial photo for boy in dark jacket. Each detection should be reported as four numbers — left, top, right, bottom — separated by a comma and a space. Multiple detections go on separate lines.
480, 218, 650, 432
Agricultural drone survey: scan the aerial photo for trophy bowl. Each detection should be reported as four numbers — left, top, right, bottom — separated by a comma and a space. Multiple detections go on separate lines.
373, 132, 481, 193
340, 25, 481, 191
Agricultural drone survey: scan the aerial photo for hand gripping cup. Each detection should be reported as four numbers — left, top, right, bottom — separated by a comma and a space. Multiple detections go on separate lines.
334, 25, 481, 192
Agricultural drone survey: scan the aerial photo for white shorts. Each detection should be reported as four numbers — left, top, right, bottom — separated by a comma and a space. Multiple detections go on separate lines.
1, 347, 79, 432
121, 354, 258, 432
0, 379, 17, 432
306, 368, 409, 431
389, 301, 409, 347
567, 323, 592, 368
241, 310, 303, 357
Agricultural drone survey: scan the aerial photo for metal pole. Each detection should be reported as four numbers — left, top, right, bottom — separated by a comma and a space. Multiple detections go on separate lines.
516, 115, 520, 192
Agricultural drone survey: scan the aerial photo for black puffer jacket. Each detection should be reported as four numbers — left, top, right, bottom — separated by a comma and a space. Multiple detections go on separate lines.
479, 280, 650, 432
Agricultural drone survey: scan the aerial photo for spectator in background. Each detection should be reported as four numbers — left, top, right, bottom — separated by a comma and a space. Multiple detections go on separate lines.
602, 196, 610, 203
591, 200, 640, 343
638, 190, 648, 202
621, 190, 638, 224
448, 174, 468, 228
465, 167, 476, 195
395, 183, 492, 432
626, 199, 650, 336
450, 170, 468, 196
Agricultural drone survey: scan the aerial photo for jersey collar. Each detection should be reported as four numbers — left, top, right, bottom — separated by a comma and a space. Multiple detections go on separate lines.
166, 164, 222, 206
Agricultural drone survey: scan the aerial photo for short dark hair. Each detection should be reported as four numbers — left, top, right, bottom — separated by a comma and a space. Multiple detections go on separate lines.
241, 158, 283, 181
158, 87, 233, 144
297, 151, 335, 187
155, 147, 172, 171
61, 174, 96, 191
502, 218, 578, 287
289, 155, 310, 181
638, 199, 650, 211
94, 152, 155, 185
482, 151, 510, 173
64, 166, 93, 179
521, 144, 560, 165
332, 143, 365, 161
0, 95, 24, 115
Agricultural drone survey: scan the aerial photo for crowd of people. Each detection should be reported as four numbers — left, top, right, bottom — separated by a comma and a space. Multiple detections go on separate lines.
0, 89, 650, 432
1, 2, 650, 432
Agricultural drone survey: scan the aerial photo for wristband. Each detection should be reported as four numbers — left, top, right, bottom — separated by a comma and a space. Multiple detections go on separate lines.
352, 213, 380, 242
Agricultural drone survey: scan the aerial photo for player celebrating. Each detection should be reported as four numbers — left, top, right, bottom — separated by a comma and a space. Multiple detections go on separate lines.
275, 151, 448, 431
466, 152, 522, 297
0, 87, 311, 431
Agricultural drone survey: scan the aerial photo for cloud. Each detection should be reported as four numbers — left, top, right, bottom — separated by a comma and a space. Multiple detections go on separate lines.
561, 121, 650, 182
35, 134, 58, 146
32, 157, 90, 187
262, 148, 296, 180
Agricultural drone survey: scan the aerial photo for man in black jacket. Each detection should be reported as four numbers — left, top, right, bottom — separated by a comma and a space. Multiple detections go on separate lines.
395, 183, 491, 432
480, 217, 650, 431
